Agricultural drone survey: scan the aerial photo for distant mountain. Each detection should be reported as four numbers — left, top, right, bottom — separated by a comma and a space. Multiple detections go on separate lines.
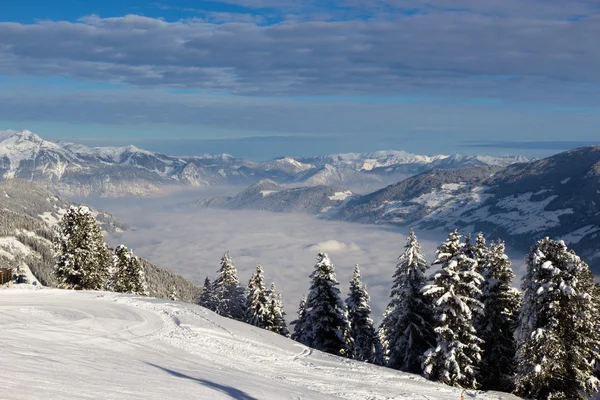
0, 129, 528, 197
201, 147, 600, 273
0, 179, 201, 302
198, 179, 356, 216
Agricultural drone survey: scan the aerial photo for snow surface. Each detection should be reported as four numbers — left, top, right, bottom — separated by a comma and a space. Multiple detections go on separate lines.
0, 289, 519, 400
328, 191, 353, 201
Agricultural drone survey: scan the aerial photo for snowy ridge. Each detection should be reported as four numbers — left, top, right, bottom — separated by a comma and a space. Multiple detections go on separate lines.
1, 289, 519, 400
0, 129, 528, 197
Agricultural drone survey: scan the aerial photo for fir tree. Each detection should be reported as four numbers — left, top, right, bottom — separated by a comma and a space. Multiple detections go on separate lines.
267, 282, 289, 336
54, 205, 112, 290
198, 277, 217, 311
246, 265, 270, 328
422, 229, 484, 389
380, 229, 435, 372
477, 240, 520, 392
291, 295, 308, 341
112, 245, 148, 295
299, 252, 352, 357
212, 252, 247, 321
515, 238, 600, 400
345, 265, 379, 363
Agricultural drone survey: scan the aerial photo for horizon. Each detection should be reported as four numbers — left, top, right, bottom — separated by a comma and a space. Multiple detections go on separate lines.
1, 1, 600, 158
2, 127, 597, 161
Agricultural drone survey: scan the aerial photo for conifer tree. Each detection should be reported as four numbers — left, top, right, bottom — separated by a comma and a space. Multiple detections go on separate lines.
213, 252, 247, 321
515, 238, 600, 400
198, 277, 217, 311
299, 252, 352, 357
380, 229, 435, 372
112, 245, 148, 295
291, 295, 308, 342
54, 205, 112, 290
422, 229, 484, 389
345, 265, 379, 363
477, 240, 520, 391
267, 282, 289, 336
246, 265, 270, 328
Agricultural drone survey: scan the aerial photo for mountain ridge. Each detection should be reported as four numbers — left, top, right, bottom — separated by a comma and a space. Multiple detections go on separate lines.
0, 129, 528, 197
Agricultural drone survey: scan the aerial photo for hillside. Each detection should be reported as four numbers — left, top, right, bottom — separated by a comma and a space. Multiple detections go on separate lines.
1, 288, 520, 400
0, 179, 201, 302
198, 179, 356, 215
0, 129, 527, 197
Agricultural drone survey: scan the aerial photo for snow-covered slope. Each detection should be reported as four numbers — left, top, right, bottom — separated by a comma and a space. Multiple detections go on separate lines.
0, 129, 528, 197
1, 288, 519, 400
198, 179, 358, 215
0, 179, 201, 302
336, 146, 600, 273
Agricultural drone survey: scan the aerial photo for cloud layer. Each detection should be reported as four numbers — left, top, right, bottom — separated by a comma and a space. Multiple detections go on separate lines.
94, 190, 526, 323
1, 3, 600, 102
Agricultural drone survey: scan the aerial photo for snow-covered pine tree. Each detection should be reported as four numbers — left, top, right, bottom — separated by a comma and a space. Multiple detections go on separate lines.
379, 229, 435, 372
54, 205, 112, 290
291, 295, 308, 341
266, 282, 289, 336
345, 264, 379, 363
515, 238, 600, 400
112, 245, 148, 295
477, 240, 521, 392
246, 265, 270, 328
299, 252, 352, 357
198, 277, 217, 311
422, 229, 484, 389
212, 252, 247, 321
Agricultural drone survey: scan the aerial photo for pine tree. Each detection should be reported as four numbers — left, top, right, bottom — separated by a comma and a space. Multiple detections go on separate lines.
266, 282, 289, 336
477, 240, 521, 392
54, 205, 112, 290
299, 252, 352, 357
422, 229, 484, 389
291, 295, 308, 341
198, 277, 217, 311
212, 252, 247, 321
515, 238, 600, 400
380, 229, 435, 372
467, 233, 488, 274
345, 265, 379, 363
246, 265, 270, 328
112, 245, 148, 295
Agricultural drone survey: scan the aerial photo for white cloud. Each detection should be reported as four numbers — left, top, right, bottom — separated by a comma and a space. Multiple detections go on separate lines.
307, 239, 361, 253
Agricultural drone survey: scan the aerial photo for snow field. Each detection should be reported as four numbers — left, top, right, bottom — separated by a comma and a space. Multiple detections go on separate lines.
1, 289, 520, 400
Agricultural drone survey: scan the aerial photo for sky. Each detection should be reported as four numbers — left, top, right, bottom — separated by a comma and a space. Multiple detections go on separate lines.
1, 0, 600, 159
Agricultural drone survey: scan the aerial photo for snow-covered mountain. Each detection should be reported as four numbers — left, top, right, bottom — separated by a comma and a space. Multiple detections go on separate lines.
198, 179, 357, 215
201, 146, 600, 273
0, 129, 528, 197
1, 288, 520, 399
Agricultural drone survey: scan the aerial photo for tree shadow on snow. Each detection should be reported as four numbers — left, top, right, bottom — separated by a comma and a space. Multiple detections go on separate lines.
146, 362, 259, 400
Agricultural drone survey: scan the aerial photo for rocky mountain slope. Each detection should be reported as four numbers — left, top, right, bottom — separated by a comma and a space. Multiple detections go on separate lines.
0, 129, 527, 197
201, 147, 600, 272
198, 179, 356, 215
0, 179, 201, 302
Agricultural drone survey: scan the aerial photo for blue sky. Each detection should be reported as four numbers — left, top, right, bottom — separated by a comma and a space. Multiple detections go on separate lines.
1, 0, 600, 159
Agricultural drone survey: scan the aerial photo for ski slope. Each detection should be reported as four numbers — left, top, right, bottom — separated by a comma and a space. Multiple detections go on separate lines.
1, 289, 519, 400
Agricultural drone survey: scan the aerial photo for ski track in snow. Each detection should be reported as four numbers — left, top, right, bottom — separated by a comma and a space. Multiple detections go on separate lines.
1, 289, 520, 400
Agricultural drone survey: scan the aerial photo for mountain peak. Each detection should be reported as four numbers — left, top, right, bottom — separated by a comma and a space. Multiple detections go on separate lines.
0, 129, 43, 143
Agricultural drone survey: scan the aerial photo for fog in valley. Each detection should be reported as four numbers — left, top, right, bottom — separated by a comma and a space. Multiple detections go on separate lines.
86, 186, 526, 322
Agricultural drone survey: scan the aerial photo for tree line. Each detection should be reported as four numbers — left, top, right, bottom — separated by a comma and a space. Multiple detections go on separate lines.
53, 205, 600, 399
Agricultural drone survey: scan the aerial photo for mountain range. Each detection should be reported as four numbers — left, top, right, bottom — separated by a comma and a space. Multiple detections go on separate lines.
200, 146, 600, 273
0, 129, 527, 197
